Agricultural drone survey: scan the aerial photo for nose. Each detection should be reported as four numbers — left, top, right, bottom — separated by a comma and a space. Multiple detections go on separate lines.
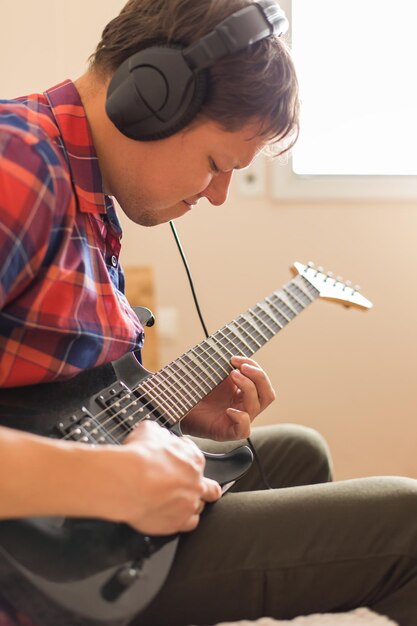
202, 171, 233, 206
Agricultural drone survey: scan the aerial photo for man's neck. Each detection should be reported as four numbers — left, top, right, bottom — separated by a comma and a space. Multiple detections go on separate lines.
74, 71, 113, 195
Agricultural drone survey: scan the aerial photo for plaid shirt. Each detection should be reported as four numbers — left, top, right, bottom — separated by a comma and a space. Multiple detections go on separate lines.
0, 80, 144, 388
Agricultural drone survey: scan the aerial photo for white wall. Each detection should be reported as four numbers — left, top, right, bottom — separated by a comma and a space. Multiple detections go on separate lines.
2, 1, 416, 480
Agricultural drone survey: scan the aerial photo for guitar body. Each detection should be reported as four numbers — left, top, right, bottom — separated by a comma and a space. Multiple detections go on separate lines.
0, 264, 372, 625
0, 518, 178, 626
0, 352, 253, 626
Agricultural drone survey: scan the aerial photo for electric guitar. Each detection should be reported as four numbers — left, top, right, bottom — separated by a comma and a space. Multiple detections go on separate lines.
0, 262, 372, 626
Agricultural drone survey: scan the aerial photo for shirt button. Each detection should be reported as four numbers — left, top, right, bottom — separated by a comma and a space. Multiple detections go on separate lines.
111, 255, 118, 268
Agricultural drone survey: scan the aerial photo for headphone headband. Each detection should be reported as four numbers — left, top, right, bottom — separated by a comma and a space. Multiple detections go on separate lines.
106, 0, 289, 141
183, 1, 288, 71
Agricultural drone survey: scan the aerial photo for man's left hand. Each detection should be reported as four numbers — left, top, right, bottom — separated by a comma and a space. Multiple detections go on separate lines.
181, 356, 276, 441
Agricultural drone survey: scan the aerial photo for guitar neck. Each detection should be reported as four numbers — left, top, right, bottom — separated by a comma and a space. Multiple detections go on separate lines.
134, 274, 319, 427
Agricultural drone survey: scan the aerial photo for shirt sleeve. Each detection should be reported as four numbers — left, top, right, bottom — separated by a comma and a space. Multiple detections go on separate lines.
0, 130, 59, 310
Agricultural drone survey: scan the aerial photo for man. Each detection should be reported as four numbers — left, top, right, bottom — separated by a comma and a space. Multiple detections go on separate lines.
0, 1, 417, 626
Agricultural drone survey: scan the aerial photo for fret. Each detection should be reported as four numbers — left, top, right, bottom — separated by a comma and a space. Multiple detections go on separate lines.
282, 286, 306, 310
188, 346, 218, 385
204, 337, 233, 373
233, 318, 263, 351
241, 311, 271, 343
264, 297, 285, 328
147, 372, 191, 416
181, 351, 220, 396
169, 360, 207, 401
227, 321, 259, 354
188, 348, 220, 386
125, 269, 323, 432
252, 304, 281, 335
192, 345, 227, 382
238, 314, 267, 346
177, 355, 212, 396
248, 308, 275, 338
256, 301, 282, 333
216, 327, 251, 358
276, 291, 298, 316
286, 280, 313, 306
296, 275, 318, 300
269, 296, 292, 322
158, 367, 195, 413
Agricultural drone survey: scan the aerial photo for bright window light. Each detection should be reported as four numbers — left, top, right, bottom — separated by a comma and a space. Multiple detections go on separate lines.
291, 0, 417, 176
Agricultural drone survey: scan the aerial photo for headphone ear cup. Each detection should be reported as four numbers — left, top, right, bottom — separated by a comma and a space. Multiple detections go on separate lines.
143, 69, 209, 141
106, 45, 209, 141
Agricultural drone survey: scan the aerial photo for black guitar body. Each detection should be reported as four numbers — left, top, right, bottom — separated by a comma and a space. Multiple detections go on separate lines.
0, 264, 370, 625
0, 352, 253, 626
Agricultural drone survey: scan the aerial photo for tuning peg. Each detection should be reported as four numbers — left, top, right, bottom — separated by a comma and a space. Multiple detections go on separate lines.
307, 261, 315, 269
343, 280, 352, 291
336, 276, 343, 283
325, 271, 334, 282
317, 266, 324, 273
354, 285, 361, 291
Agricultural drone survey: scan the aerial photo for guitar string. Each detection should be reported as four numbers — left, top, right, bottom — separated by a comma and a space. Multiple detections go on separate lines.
75, 282, 311, 441
61, 280, 312, 442
61, 334, 239, 442
61, 279, 313, 442
60, 315, 268, 442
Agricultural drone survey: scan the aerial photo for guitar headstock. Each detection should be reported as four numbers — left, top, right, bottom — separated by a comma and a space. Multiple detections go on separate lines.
292, 262, 373, 310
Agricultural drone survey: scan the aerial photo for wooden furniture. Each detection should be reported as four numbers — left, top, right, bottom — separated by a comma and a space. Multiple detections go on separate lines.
123, 266, 160, 373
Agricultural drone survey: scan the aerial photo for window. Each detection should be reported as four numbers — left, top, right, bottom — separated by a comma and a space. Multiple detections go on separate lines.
272, 0, 417, 201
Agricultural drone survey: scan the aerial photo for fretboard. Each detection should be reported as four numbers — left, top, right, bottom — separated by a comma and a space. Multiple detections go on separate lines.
132, 273, 319, 429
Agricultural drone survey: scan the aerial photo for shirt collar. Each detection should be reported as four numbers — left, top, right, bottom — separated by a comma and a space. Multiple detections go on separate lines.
44, 80, 106, 215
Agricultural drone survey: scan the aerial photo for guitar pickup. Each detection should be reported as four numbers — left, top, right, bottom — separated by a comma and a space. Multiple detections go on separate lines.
95, 381, 146, 434
56, 407, 119, 444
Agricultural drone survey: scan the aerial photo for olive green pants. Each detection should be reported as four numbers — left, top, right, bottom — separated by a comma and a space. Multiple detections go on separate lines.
131, 424, 417, 626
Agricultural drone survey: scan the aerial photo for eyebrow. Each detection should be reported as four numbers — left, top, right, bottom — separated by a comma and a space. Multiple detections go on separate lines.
213, 154, 257, 172
224, 154, 261, 171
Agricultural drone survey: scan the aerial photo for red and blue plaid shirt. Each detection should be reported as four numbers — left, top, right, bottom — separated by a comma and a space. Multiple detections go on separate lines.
0, 78, 145, 626
0, 80, 144, 388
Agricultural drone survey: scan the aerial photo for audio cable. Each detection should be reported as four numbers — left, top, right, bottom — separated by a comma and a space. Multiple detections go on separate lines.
169, 220, 273, 490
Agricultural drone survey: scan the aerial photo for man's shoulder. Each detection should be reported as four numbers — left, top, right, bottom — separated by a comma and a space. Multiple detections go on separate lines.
0, 93, 70, 187
0, 93, 60, 156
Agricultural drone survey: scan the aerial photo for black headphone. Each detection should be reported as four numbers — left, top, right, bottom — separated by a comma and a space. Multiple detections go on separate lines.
105, 0, 288, 141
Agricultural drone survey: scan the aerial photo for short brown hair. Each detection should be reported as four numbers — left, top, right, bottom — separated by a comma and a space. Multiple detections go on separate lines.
89, 0, 299, 151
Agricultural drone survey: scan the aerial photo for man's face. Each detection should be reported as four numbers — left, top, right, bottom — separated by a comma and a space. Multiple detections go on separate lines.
103, 119, 265, 226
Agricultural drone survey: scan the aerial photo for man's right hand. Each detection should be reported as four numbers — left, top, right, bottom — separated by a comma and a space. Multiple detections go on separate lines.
120, 420, 222, 535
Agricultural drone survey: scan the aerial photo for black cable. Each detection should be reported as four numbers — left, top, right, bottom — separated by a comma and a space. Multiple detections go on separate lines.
169, 220, 273, 490
169, 221, 209, 339
246, 436, 273, 490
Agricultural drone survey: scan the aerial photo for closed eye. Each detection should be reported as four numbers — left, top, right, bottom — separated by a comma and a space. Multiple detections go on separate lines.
209, 157, 220, 174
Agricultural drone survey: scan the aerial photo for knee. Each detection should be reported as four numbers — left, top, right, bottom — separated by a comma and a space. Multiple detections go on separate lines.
283, 423, 334, 483
251, 423, 334, 486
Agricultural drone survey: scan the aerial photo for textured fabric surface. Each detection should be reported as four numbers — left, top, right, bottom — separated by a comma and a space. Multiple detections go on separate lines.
207, 608, 398, 626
